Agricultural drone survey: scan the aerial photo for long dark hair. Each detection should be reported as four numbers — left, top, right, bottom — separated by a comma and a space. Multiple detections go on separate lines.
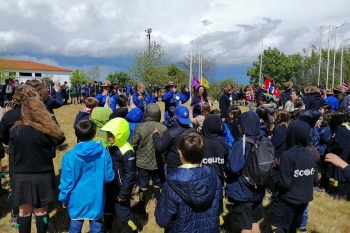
256, 107, 271, 130
195, 85, 208, 100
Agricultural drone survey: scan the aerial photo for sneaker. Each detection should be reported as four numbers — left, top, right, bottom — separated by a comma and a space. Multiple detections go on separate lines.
314, 187, 326, 194
298, 226, 307, 232
11, 215, 17, 227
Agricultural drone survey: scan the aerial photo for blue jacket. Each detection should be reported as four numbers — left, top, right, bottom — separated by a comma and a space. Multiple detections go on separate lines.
316, 124, 331, 156
155, 166, 222, 233
84, 85, 90, 95
96, 93, 117, 111
325, 95, 339, 111
221, 122, 234, 149
163, 90, 190, 119
190, 95, 209, 118
132, 92, 156, 112
225, 112, 265, 202
125, 85, 131, 95
126, 108, 144, 140
45, 91, 63, 114
58, 141, 115, 220
305, 93, 326, 110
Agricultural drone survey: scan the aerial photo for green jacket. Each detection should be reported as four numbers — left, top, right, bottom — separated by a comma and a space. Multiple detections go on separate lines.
69, 85, 77, 95
129, 103, 167, 170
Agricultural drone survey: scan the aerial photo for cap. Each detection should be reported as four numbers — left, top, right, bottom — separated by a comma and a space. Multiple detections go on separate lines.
174, 106, 191, 125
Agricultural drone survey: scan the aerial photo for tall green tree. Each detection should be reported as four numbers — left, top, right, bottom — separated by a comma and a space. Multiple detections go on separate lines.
208, 77, 239, 101
107, 71, 132, 87
69, 69, 91, 84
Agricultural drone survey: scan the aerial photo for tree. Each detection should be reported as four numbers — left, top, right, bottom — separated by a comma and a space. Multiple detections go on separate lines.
178, 54, 217, 82
107, 71, 132, 87
41, 75, 53, 87
87, 65, 100, 81
69, 69, 91, 84
129, 41, 170, 85
208, 77, 239, 101
167, 64, 189, 87
0, 49, 14, 82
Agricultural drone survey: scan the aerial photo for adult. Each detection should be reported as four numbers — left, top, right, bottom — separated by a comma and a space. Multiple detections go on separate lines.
342, 87, 350, 114
95, 80, 118, 111
132, 82, 156, 112
325, 89, 339, 111
162, 81, 190, 119
305, 86, 327, 110
146, 84, 153, 97
279, 81, 293, 109
219, 84, 233, 122
333, 85, 344, 108
190, 85, 210, 118
256, 85, 267, 107
125, 83, 132, 97
284, 90, 303, 112
10, 98, 65, 233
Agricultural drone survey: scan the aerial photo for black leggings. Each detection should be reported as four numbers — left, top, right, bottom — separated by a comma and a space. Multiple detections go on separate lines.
337, 181, 350, 196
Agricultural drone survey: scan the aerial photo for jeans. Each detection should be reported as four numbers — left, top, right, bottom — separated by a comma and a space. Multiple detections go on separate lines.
300, 205, 308, 227
69, 218, 103, 233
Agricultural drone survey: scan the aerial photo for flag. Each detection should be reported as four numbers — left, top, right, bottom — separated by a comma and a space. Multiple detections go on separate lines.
191, 76, 200, 89
264, 76, 277, 95
201, 77, 210, 88
342, 82, 349, 91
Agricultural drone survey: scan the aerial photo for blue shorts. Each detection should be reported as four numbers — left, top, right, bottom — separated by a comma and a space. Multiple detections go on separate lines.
137, 167, 162, 188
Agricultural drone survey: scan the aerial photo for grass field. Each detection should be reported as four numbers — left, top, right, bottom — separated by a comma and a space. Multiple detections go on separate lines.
1, 102, 350, 232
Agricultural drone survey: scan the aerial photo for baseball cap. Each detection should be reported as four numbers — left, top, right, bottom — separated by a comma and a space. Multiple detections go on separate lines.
174, 106, 191, 125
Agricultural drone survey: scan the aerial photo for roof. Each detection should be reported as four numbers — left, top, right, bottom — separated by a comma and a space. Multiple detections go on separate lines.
0, 59, 72, 73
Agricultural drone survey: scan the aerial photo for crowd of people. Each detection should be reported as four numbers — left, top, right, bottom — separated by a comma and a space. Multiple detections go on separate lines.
1, 78, 350, 233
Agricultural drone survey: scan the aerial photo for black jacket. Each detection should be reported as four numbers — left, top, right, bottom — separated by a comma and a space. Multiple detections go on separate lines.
271, 125, 288, 158
219, 93, 231, 119
279, 89, 292, 108
109, 107, 129, 120
256, 89, 267, 106
305, 93, 326, 110
277, 121, 316, 205
0, 106, 21, 145
202, 115, 229, 185
153, 122, 191, 174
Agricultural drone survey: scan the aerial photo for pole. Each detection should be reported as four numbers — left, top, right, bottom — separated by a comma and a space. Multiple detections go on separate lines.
200, 42, 203, 83
340, 24, 344, 86
198, 41, 200, 82
318, 27, 323, 87
259, 37, 264, 85
326, 25, 331, 89
189, 41, 193, 102
332, 27, 337, 89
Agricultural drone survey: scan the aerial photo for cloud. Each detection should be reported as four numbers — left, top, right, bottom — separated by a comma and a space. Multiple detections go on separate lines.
202, 20, 212, 26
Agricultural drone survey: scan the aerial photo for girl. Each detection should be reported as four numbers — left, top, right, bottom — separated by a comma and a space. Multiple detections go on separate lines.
285, 90, 303, 112
256, 107, 272, 138
227, 105, 242, 140
10, 98, 65, 233
189, 102, 211, 132
191, 85, 210, 118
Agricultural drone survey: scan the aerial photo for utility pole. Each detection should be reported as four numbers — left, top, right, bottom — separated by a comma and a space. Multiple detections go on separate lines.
145, 28, 152, 54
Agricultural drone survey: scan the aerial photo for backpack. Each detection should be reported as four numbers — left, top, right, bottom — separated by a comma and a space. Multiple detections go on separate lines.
5, 84, 13, 94
241, 135, 275, 188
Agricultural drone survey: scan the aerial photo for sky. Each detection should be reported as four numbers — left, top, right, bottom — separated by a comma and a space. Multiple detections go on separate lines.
0, 0, 349, 84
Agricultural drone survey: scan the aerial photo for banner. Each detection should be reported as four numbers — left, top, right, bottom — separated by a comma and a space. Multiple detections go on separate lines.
201, 77, 210, 88
191, 76, 200, 89
264, 76, 276, 95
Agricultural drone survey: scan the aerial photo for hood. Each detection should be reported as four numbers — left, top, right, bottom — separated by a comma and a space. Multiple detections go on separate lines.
167, 166, 218, 206
238, 111, 260, 136
202, 114, 221, 139
286, 120, 310, 149
111, 108, 129, 119
126, 107, 144, 123
142, 103, 161, 122
101, 118, 130, 148
259, 104, 275, 115
74, 141, 103, 157
91, 107, 113, 128
300, 109, 321, 127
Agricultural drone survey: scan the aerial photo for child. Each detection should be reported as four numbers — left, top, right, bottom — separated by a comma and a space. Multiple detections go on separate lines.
256, 107, 272, 138
101, 118, 138, 233
189, 102, 211, 131
126, 107, 144, 140
73, 97, 99, 127
90, 107, 113, 148
110, 93, 129, 120
269, 121, 316, 233
155, 130, 223, 233
210, 109, 234, 149
162, 106, 175, 128
59, 120, 115, 233
227, 105, 242, 140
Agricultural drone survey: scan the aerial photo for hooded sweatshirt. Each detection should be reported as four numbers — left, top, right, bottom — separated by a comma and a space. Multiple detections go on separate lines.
101, 118, 136, 199
109, 107, 129, 120
126, 107, 144, 139
300, 109, 321, 149
225, 111, 265, 202
202, 115, 229, 185
155, 166, 223, 233
130, 103, 167, 170
91, 107, 113, 148
305, 93, 327, 110
277, 121, 316, 205
58, 141, 115, 219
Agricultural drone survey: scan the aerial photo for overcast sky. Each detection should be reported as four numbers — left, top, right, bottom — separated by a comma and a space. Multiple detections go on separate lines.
0, 0, 349, 83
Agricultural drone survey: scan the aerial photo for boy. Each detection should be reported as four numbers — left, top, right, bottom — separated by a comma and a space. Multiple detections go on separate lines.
58, 120, 115, 233
110, 93, 129, 120
101, 118, 138, 233
155, 130, 223, 233
269, 121, 316, 233
73, 97, 99, 127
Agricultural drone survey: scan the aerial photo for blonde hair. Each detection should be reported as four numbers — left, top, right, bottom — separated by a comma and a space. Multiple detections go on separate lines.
16, 97, 64, 140
12, 85, 40, 106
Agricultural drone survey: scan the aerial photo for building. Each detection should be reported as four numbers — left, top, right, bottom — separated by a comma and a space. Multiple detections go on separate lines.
0, 59, 72, 84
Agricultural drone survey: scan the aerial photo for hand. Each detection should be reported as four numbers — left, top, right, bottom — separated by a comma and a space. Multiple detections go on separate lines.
102, 89, 109, 96
190, 106, 194, 111
62, 203, 67, 208
153, 127, 158, 134
325, 153, 348, 169
154, 93, 158, 98
221, 118, 225, 122
199, 102, 203, 106
54, 83, 61, 92
117, 197, 126, 202
138, 95, 143, 100
117, 89, 121, 95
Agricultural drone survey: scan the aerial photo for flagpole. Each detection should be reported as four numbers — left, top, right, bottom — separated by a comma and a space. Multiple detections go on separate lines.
326, 25, 331, 89
201, 42, 203, 83
318, 27, 323, 87
198, 41, 201, 83
340, 24, 344, 86
332, 27, 337, 89
189, 41, 193, 102
259, 37, 264, 85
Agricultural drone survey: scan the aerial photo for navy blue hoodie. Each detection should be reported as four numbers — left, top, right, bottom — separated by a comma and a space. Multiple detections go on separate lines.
277, 121, 316, 205
225, 111, 265, 202
155, 166, 222, 233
